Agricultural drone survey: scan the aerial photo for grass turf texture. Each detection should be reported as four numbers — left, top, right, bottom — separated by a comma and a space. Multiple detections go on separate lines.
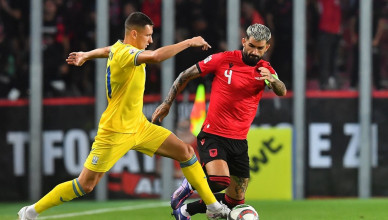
1, 199, 387, 220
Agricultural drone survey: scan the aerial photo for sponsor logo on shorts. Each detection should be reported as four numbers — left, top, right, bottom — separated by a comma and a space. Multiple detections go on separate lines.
92, 156, 99, 165
209, 149, 218, 157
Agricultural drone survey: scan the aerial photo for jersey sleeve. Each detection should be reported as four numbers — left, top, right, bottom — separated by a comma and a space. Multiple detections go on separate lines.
117, 46, 144, 68
197, 52, 225, 77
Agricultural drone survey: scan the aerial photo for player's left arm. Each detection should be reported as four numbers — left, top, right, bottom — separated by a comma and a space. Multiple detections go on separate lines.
258, 67, 287, 96
137, 36, 211, 64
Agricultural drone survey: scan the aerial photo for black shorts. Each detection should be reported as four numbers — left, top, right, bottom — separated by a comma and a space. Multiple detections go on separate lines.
197, 131, 250, 178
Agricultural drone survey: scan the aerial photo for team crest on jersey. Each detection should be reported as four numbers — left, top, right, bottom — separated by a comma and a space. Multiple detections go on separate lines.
204, 55, 212, 64
209, 149, 218, 157
92, 156, 99, 165
129, 48, 137, 55
201, 138, 205, 145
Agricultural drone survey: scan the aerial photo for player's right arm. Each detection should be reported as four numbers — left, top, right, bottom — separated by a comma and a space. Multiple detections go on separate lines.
66, 46, 111, 66
136, 37, 211, 65
151, 64, 201, 123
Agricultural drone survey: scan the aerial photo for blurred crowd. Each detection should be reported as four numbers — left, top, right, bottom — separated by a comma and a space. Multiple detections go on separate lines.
0, 0, 388, 99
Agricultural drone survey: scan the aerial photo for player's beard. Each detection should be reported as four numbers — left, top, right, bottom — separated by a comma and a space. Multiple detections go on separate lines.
242, 50, 262, 66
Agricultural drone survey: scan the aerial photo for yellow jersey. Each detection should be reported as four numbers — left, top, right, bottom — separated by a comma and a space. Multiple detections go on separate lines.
98, 40, 147, 133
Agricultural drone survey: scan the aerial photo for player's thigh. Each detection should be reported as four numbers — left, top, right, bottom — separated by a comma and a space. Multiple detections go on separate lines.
84, 129, 135, 173
225, 175, 249, 200
227, 139, 250, 179
197, 131, 229, 176
133, 120, 193, 161
155, 133, 194, 162
204, 159, 230, 176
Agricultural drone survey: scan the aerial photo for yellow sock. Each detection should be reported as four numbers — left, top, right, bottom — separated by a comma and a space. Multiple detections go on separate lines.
180, 155, 217, 205
34, 178, 86, 213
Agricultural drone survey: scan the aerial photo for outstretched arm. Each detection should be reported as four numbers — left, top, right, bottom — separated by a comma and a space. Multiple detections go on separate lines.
257, 67, 287, 96
137, 36, 211, 64
66, 46, 111, 66
152, 64, 201, 123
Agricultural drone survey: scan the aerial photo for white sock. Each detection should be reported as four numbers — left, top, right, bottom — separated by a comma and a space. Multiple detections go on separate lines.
206, 201, 222, 212
26, 204, 39, 219
180, 204, 190, 217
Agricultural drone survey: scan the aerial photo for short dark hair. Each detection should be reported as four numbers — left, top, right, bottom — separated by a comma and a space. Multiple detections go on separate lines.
125, 12, 153, 31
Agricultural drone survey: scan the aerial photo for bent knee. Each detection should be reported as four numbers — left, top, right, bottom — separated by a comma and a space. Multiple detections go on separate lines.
77, 178, 98, 194
177, 143, 195, 162
81, 184, 95, 194
208, 175, 231, 192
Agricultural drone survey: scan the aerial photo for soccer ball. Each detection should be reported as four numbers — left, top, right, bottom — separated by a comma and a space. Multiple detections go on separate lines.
227, 204, 259, 220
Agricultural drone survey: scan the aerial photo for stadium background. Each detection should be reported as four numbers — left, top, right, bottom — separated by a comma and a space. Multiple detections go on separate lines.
1, 0, 388, 213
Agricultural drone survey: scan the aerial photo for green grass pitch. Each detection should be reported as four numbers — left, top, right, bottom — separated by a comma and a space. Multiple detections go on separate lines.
1, 199, 388, 220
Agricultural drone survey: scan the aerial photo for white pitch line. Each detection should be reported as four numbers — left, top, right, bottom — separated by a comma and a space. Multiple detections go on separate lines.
37, 201, 170, 219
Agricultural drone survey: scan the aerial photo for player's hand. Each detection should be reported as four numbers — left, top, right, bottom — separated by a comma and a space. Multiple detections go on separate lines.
66, 52, 87, 66
257, 67, 275, 83
151, 102, 171, 123
189, 36, 211, 50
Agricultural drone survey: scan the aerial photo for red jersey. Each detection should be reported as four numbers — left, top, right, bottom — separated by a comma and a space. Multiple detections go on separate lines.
318, 0, 341, 34
197, 50, 277, 140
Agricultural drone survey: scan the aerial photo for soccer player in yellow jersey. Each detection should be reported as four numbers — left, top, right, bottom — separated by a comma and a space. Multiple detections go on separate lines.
18, 12, 229, 220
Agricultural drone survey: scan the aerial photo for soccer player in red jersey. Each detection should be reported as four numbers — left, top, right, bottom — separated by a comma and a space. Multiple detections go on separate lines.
152, 23, 287, 220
